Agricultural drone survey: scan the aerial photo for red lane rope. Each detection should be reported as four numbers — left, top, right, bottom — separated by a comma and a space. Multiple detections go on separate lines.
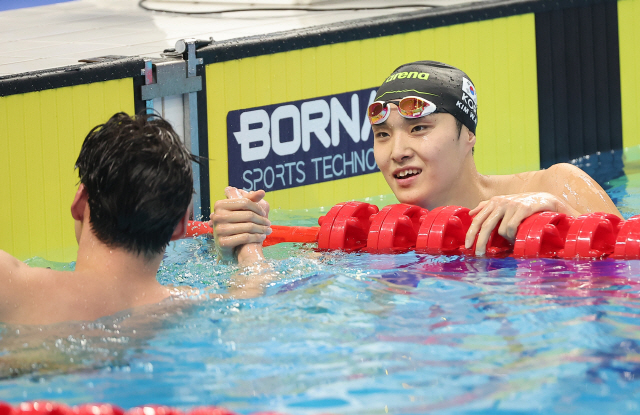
185, 202, 639, 260
185, 221, 319, 247
1, 401, 299, 415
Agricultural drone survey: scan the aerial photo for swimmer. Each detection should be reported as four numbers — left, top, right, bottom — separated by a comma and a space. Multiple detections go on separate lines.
211, 60, 621, 264
0, 113, 196, 325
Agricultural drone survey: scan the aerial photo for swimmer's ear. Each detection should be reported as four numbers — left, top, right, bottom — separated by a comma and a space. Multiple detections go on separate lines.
464, 127, 476, 148
70, 184, 89, 221
170, 206, 191, 241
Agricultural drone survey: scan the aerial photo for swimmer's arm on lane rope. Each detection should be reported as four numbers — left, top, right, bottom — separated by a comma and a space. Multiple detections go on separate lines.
465, 163, 622, 256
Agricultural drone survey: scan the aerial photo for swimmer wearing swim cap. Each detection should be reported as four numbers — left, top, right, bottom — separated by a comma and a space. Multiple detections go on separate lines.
210, 60, 622, 263
370, 60, 621, 255
370, 60, 477, 134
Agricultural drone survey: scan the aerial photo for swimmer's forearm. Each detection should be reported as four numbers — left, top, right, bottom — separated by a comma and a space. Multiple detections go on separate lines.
227, 261, 275, 299
236, 243, 266, 266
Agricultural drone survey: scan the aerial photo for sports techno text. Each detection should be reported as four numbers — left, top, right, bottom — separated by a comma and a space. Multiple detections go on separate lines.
227, 88, 379, 192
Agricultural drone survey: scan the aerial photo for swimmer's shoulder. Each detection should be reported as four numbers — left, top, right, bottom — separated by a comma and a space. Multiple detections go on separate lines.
0, 249, 30, 281
541, 162, 586, 179
532, 163, 601, 192
505, 163, 586, 193
520, 163, 621, 217
0, 250, 71, 304
0, 249, 64, 282
0, 250, 43, 321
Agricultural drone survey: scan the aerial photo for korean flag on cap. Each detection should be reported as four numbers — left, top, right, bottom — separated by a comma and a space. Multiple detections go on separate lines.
462, 78, 477, 106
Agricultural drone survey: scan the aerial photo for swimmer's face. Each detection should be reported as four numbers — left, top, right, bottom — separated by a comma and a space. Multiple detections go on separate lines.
372, 106, 475, 209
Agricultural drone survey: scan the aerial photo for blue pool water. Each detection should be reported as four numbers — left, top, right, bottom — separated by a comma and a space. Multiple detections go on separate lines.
3, 148, 640, 414
0, 0, 76, 12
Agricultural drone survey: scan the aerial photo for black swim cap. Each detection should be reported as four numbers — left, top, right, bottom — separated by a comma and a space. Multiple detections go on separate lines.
375, 61, 478, 134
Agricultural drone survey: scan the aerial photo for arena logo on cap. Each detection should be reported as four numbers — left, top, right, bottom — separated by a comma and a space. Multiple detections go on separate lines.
385, 71, 430, 83
227, 88, 379, 192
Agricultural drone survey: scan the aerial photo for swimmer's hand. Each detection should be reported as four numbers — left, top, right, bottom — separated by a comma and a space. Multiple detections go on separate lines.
210, 186, 272, 265
464, 163, 622, 256
465, 192, 575, 256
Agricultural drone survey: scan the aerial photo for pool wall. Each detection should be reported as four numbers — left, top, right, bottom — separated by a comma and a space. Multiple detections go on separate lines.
0, 0, 638, 261
619, 0, 640, 149
0, 60, 140, 261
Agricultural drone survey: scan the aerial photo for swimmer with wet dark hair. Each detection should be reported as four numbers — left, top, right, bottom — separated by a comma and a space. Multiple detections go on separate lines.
0, 112, 197, 325
211, 60, 621, 264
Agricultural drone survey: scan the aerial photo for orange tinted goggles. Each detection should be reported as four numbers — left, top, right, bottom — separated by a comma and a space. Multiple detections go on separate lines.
367, 96, 437, 125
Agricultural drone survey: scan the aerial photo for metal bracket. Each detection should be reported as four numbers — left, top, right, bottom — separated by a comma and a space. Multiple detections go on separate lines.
140, 38, 208, 100
141, 59, 202, 101
140, 38, 210, 219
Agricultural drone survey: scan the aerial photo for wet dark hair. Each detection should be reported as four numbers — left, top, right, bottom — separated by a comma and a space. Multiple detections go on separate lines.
75, 112, 195, 257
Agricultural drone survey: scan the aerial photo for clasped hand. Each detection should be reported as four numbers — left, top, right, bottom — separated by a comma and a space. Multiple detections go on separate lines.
209, 186, 271, 263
